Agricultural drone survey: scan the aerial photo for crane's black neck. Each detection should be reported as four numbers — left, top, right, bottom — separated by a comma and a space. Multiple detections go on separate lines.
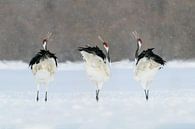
106, 50, 111, 63
135, 42, 139, 60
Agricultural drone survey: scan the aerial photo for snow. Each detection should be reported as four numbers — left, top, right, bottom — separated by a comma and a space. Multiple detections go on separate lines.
1, 60, 195, 70
0, 61, 27, 70
0, 60, 195, 129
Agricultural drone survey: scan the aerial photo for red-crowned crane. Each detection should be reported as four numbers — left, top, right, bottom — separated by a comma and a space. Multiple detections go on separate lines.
29, 33, 57, 102
131, 31, 165, 100
78, 36, 111, 101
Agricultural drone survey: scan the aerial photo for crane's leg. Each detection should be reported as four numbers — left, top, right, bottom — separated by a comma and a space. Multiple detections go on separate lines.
96, 89, 100, 102
36, 84, 40, 102
45, 84, 48, 102
45, 91, 47, 102
96, 83, 103, 102
144, 89, 149, 101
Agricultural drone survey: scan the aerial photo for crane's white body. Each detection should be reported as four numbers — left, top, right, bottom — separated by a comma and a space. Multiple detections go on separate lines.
32, 58, 57, 86
81, 51, 110, 90
134, 57, 162, 89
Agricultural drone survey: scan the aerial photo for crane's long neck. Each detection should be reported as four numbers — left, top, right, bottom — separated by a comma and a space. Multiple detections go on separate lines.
135, 42, 140, 62
106, 50, 111, 63
45, 45, 47, 50
104, 46, 111, 63
43, 42, 47, 50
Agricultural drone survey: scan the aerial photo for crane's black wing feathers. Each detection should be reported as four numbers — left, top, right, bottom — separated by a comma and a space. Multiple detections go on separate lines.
29, 50, 58, 69
78, 46, 106, 61
137, 48, 165, 65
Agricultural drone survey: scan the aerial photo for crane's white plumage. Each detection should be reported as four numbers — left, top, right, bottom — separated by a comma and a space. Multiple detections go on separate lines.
32, 58, 57, 85
134, 57, 162, 90
131, 31, 165, 100
79, 38, 111, 101
80, 51, 110, 90
29, 38, 57, 102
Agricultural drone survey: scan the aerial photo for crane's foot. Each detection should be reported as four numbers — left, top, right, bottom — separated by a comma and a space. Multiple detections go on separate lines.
96, 95, 99, 102
96, 90, 100, 102
36, 96, 39, 102
144, 90, 149, 101
146, 95, 149, 101
45, 91, 48, 102
36, 91, 39, 102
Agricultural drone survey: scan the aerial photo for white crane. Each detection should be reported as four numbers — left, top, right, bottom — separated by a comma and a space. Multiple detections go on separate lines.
78, 36, 111, 101
131, 31, 165, 100
29, 33, 57, 102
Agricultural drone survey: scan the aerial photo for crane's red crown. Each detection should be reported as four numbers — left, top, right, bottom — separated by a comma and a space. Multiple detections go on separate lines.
137, 38, 142, 44
103, 42, 109, 48
42, 39, 47, 44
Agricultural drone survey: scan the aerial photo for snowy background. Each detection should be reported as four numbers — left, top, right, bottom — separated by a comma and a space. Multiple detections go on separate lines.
0, 60, 195, 129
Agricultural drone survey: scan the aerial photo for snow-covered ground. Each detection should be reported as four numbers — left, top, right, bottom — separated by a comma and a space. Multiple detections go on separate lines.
0, 60, 195, 129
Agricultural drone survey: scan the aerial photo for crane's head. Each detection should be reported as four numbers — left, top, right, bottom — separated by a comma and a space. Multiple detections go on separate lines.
98, 36, 109, 52
42, 39, 47, 50
103, 42, 109, 52
131, 31, 142, 49
137, 38, 142, 49
42, 32, 52, 50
